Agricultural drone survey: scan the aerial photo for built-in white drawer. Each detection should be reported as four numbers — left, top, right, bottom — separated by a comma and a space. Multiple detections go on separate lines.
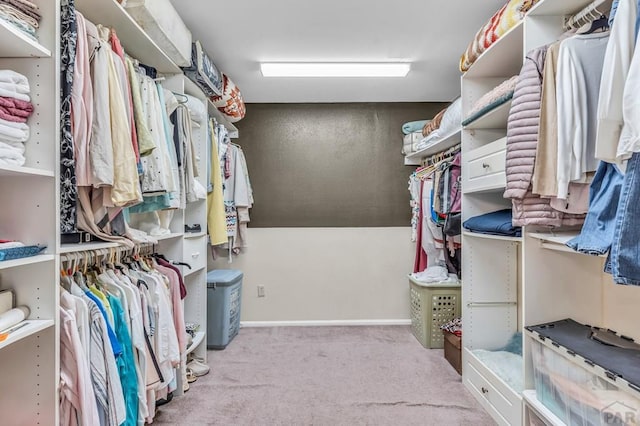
182, 235, 206, 275
465, 137, 507, 193
464, 348, 522, 426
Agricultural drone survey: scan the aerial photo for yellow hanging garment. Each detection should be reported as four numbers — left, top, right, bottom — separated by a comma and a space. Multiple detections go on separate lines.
207, 120, 229, 245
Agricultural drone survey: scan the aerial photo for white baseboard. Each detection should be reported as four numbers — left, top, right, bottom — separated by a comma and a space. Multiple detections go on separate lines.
240, 319, 411, 328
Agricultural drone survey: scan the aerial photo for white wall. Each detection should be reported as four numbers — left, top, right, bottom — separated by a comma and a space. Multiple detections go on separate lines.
208, 227, 414, 322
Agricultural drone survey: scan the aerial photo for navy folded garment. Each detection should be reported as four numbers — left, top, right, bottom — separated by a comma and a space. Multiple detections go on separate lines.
463, 209, 521, 237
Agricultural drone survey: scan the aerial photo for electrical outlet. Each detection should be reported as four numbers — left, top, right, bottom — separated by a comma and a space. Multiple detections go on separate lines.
257, 285, 265, 297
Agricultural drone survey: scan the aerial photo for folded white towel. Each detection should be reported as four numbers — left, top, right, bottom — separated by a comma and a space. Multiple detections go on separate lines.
0, 143, 26, 166
0, 85, 30, 102
0, 140, 25, 154
0, 70, 29, 87
0, 118, 28, 142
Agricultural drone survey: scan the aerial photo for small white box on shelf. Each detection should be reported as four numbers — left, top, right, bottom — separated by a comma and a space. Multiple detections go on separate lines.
124, 0, 192, 67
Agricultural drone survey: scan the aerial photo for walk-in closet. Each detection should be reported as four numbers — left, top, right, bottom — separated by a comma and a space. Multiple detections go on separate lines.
0, 0, 638, 425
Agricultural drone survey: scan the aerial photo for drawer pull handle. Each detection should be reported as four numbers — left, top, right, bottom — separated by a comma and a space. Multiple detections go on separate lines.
482, 163, 490, 169
191, 252, 200, 259
481, 387, 489, 394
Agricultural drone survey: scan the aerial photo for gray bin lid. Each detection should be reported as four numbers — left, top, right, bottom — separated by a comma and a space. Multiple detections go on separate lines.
207, 269, 243, 286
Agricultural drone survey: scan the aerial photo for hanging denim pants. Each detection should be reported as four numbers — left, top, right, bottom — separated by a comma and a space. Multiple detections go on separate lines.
566, 162, 624, 255
609, 152, 640, 285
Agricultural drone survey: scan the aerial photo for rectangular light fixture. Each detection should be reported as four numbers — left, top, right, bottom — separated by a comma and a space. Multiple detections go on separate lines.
260, 62, 411, 78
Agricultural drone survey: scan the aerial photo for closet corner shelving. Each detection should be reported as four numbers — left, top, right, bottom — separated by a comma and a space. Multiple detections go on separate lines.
0, 19, 52, 58
209, 100, 239, 138
464, 100, 513, 130
74, 0, 181, 74
463, 22, 524, 80
56, 0, 243, 409
0, 0, 60, 424
461, 1, 640, 425
404, 129, 462, 165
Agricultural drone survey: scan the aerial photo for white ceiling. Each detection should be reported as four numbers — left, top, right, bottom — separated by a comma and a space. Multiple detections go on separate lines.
171, 0, 506, 103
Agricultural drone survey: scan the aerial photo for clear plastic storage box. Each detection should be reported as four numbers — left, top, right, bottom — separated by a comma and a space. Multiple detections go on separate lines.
528, 330, 640, 425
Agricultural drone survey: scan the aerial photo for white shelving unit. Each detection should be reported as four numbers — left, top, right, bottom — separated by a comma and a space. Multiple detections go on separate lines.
208, 98, 239, 138
0, 254, 56, 270
186, 331, 206, 356
0, 2, 59, 424
74, 0, 181, 74
0, 319, 55, 350
461, 1, 640, 425
404, 129, 461, 165
462, 231, 521, 243
179, 74, 211, 362
0, 19, 52, 58
57, 0, 244, 385
464, 100, 513, 130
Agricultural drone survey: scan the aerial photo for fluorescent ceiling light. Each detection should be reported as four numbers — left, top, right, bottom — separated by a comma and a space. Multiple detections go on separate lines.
260, 62, 411, 78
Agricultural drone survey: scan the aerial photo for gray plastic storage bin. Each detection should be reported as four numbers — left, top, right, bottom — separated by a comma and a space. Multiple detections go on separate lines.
206, 269, 243, 350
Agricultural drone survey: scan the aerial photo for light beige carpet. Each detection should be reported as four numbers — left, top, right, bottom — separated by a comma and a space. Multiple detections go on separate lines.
154, 326, 495, 426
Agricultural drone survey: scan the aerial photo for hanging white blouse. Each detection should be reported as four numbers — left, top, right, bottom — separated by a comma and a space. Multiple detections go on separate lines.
596, 0, 637, 164
556, 32, 609, 199
618, 12, 640, 160
139, 75, 173, 194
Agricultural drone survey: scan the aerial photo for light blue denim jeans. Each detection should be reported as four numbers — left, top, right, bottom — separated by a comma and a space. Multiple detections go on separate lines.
566, 162, 624, 255
609, 152, 640, 285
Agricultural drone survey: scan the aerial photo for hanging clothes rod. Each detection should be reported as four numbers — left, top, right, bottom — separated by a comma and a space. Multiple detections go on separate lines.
421, 143, 461, 167
564, 0, 613, 31
60, 243, 156, 263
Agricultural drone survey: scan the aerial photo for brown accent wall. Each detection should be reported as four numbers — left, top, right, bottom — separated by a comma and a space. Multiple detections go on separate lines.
237, 102, 447, 227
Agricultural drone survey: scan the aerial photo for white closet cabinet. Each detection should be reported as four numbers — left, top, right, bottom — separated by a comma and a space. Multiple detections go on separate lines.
0, 0, 240, 422
0, 0, 59, 424
461, 1, 640, 425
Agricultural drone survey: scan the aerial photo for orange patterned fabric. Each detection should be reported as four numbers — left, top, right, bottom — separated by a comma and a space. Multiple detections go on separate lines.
459, 0, 540, 73
211, 74, 246, 123
422, 108, 447, 137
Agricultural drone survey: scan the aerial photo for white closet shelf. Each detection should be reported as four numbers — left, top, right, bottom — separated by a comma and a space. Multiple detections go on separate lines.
60, 242, 121, 254
463, 231, 522, 243
463, 21, 524, 79
156, 233, 183, 241
184, 75, 241, 137
464, 100, 512, 130
528, 0, 599, 16
462, 183, 506, 195
183, 76, 207, 101
0, 165, 54, 178
208, 100, 240, 138
184, 232, 206, 240
185, 331, 206, 356
405, 129, 461, 162
183, 265, 206, 279
527, 232, 604, 256
74, 0, 181, 74
523, 390, 565, 426
0, 20, 51, 58
0, 254, 54, 270
0, 319, 54, 351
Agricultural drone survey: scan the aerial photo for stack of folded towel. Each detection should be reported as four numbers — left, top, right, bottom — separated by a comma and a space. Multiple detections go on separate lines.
0, 70, 33, 167
0, 0, 41, 40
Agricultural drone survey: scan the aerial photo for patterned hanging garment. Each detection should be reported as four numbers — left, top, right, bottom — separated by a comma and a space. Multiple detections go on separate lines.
60, 0, 78, 233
